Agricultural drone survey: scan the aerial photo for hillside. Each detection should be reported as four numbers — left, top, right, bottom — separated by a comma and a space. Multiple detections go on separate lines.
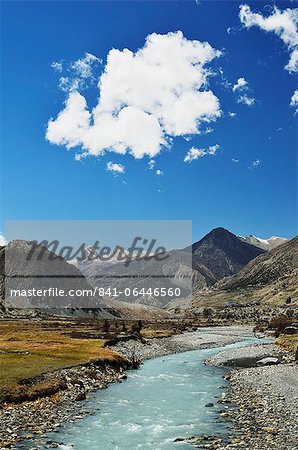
189, 227, 265, 283
0, 240, 118, 318
191, 236, 298, 312
70, 227, 266, 308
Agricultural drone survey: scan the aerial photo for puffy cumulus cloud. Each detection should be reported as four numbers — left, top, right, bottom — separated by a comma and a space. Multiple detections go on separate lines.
155, 169, 164, 175
239, 5, 298, 73
228, 111, 237, 117
106, 161, 125, 174
184, 144, 220, 163
290, 89, 298, 113
232, 77, 248, 91
47, 92, 91, 149
46, 32, 222, 161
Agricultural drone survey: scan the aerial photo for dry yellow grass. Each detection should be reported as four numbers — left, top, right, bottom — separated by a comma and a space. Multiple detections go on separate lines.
0, 320, 125, 399
276, 335, 298, 354
140, 329, 176, 339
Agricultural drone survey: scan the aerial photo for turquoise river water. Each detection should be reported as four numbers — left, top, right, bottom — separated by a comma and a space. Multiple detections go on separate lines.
37, 336, 265, 450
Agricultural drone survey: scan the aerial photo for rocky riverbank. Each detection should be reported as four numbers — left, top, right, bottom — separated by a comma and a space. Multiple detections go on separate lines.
196, 343, 298, 450
110, 326, 253, 361
0, 326, 251, 449
219, 363, 298, 450
3, 326, 294, 450
0, 362, 127, 449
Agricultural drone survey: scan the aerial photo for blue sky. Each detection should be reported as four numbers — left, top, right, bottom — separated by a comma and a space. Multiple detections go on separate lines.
1, 1, 297, 242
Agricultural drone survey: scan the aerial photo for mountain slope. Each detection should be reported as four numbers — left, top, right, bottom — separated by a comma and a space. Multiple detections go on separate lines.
217, 236, 298, 292
192, 236, 298, 310
0, 240, 118, 318
189, 227, 265, 282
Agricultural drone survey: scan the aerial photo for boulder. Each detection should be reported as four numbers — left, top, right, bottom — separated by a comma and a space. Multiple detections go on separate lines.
256, 357, 280, 366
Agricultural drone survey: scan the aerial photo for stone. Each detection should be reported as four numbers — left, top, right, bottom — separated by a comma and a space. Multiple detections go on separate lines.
256, 357, 280, 366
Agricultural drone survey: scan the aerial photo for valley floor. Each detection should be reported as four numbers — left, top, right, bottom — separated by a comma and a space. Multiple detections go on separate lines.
0, 324, 297, 450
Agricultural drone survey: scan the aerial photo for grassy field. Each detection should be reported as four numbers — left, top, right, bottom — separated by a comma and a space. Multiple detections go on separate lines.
0, 318, 192, 403
0, 319, 126, 403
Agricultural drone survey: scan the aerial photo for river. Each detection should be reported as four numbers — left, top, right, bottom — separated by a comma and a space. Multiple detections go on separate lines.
40, 336, 264, 450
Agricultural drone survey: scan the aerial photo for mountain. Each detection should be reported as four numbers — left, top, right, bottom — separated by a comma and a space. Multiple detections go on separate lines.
73, 248, 193, 308
191, 236, 298, 312
217, 236, 298, 293
0, 240, 119, 318
189, 227, 265, 285
72, 227, 266, 307
239, 235, 288, 251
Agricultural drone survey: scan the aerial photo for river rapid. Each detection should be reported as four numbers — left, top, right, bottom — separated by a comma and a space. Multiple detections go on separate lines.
41, 336, 264, 450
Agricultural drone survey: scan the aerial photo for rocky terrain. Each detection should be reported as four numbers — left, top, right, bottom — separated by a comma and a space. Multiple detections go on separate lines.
0, 362, 128, 448
0, 240, 123, 318
0, 326, 250, 448
111, 326, 250, 361
174, 338, 298, 450
0, 325, 296, 450
217, 236, 298, 293
205, 343, 285, 367
189, 228, 265, 284
73, 227, 266, 308
219, 362, 298, 450
1, 229, 293, 315
191, 236, 298, 318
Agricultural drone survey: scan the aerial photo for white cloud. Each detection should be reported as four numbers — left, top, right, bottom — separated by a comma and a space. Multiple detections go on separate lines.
71, 52, 102, 79
285, 48, 298, 72
56, 53, 101, 93
202, 127, 214, 134
0, 233, 6, 246
46, 32, 222, 161
155, 169, 164, 175
208, 144, 220, 155
237, 94, 255, 106
251, 159, 261, 168
148, 159, 156, 170
231, 77, 255, 106
75, 151, 89, 161
228, 111, 237, 117
218, 67, 232, 90
184, 144, 220, 163
58, 76, 81, 92
106, 161, 125, 174
232, 77, 248, 91
184, 147, 205, 163
239, 5, 298, 73
232, 158, 239, 163
290, 89, 298, 113
51, 61, 63, 72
